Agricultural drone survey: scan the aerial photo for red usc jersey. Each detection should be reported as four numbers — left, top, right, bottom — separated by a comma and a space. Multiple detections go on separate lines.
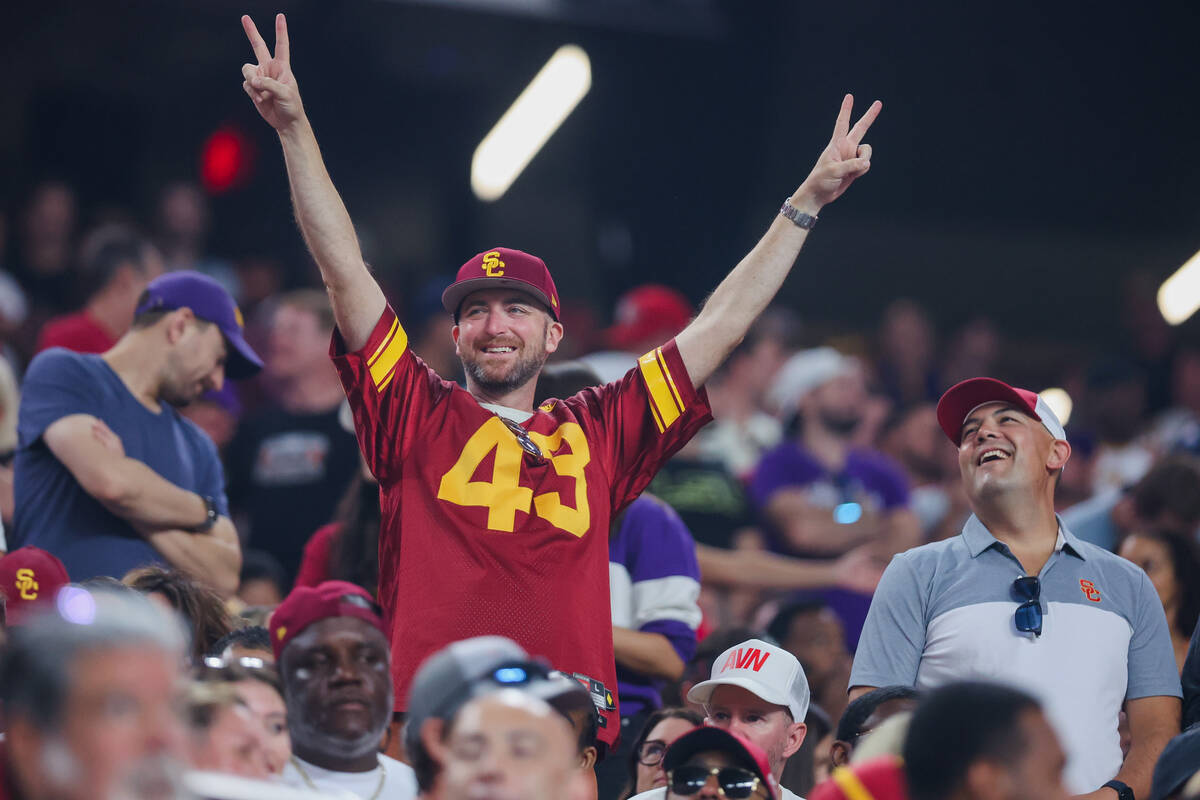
331, 306, 712, 747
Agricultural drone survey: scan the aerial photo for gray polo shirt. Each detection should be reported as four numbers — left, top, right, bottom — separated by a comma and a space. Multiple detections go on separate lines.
850, 515, 1180, 793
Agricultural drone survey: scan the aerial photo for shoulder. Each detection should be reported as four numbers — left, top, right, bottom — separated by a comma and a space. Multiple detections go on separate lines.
379, 753, 417, 786
884, 537, 968, 583
26, 347, 95, 378
1069, 539, 1158, 599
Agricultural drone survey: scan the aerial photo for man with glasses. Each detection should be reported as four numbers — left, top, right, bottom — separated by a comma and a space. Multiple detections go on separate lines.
850, 378, 1181, 800
660, 726, 778, 800
269, 580, 418, 798
635, 638, 808, 799
239, 11, 880, 755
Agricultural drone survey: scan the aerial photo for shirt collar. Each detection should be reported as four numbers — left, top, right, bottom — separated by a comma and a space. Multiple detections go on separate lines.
960, 514, 1088, 561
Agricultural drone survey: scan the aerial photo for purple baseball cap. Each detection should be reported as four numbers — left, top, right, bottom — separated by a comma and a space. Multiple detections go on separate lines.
135, 271, 263, 379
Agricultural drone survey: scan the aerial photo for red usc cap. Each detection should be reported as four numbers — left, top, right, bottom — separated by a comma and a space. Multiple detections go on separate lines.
269, 580, 387, 661
605, 284, 693, 350
936, 377, 1067, 444
810, 757, 908, 800
441, 247, 561, 321
0, 546, 70, 626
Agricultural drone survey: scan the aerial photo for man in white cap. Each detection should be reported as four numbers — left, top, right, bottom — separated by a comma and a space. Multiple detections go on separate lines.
851, 378, 1181, 800
633, 637, 808, 800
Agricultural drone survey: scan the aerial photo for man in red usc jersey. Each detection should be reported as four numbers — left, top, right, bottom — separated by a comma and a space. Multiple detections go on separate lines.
240, 12, 881, 752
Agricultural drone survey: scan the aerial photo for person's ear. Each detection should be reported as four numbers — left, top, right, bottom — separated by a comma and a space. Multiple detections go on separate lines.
166, 308, 194, 344
419, 718, 447, 765
829, 739, 852, 767
1046, 439, 1071, 472
579, 745, 598, 771
545, 320, 564, 355
965, 760, 1010, 800
782, 720, 807, 759
451, 325, 461, 355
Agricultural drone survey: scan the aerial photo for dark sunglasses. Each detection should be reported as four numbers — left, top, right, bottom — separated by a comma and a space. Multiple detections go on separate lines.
669, 765, 763, 799
1012, 575, 1042, 636
500, 416, 545, 462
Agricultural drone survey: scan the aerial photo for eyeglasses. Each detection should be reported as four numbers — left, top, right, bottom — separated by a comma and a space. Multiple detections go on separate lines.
1012, 575, 1042, 636
638, 739, 670, 767
500, 416, 545, 462
668, 765, 764, 799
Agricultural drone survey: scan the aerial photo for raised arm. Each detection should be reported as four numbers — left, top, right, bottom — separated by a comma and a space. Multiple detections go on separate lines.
676, 95, 881, 386
240, 13, 386, 350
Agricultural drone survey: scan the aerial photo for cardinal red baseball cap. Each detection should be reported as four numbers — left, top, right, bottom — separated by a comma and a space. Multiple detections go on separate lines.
936, 377, 1067, 444
135, 271, 263, 379
604, 284, 693, 350
441, 247, 561, 321
269, 580, 386, 661
810, 757, 908, 800
0, 547, 70, 626
663, 726, 778, 800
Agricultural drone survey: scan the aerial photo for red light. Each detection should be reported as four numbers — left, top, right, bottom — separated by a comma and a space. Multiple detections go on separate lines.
200, 126, 255, 194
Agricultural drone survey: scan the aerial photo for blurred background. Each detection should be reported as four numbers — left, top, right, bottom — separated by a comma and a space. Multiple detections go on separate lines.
4, 0, 1198, 373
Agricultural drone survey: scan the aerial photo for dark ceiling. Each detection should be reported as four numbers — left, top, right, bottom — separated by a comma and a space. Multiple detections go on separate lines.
3, 0, 1198, 349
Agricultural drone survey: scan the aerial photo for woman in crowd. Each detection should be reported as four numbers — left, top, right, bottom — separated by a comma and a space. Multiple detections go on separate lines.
294, 467, 380, 595
621, 707, 704, 799
1118, 528, 1200, 672
124, 565, 234, 663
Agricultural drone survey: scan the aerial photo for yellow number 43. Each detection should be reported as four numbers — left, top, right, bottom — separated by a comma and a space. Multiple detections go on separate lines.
436, 417, 591, 537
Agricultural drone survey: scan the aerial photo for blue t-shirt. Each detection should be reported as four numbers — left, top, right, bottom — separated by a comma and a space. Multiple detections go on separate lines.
12, 349, 229, 581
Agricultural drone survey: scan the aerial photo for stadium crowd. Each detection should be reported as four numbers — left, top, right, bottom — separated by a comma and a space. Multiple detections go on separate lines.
0, 11, 1198, 800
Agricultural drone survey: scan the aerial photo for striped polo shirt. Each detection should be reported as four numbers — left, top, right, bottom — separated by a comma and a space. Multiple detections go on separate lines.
850, 515, 1181, 793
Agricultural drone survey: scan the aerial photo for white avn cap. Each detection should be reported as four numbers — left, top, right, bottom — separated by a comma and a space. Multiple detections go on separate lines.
686, 638, 810, 721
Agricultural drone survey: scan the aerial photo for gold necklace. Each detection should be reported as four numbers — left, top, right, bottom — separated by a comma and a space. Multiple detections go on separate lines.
290, 754, 388, 800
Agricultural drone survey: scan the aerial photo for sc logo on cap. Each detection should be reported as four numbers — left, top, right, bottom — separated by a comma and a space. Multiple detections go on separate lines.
15, 568, 39, 600
482, 251, 506, 277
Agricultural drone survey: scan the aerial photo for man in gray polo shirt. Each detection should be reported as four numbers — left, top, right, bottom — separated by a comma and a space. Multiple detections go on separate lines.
850, 377, 1180, 800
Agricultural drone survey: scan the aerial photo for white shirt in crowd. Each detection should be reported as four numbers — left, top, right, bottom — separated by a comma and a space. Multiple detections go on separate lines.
281, 754, 417, 800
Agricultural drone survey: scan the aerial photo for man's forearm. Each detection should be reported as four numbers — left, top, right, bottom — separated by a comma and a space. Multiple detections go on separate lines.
676, 192, 818, 386
277, 119, 385, 351
698, 544, 836, 589
145, 519, 241, 598
612, 627, 686, 680
97, 457, 212, 533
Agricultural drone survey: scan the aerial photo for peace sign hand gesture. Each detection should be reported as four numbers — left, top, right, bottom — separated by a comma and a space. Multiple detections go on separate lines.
240, 14, 305, 132
794, 94, 882, 211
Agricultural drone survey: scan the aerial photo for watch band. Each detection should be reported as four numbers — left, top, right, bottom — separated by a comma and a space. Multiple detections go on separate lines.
780, 198, 818, 230
193, 495, 219, 533
1103, 779, 1134, 800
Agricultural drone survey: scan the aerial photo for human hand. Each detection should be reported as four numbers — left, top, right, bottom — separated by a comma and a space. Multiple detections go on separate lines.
240, 13, 305, 132
792, 94, 882, 213
832, 543, 887, 594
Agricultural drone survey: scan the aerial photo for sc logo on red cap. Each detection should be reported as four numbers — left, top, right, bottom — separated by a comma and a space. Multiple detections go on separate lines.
482, 251, 506, 277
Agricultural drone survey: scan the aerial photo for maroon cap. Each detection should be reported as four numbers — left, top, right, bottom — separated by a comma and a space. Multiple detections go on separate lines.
810, 757, 908, 800
664, 726, 778, 800
936, 377, 1067, 444
0, 547, 70, 626
269, 580, 386, 661
605, 284, 693, 350
441, 248, 560, 321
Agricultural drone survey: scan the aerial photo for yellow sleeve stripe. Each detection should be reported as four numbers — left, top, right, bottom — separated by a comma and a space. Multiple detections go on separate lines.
832, 767, 877, 800
639, 348, 683, 433
368, 319, 408, 390
368, 318, 400, 366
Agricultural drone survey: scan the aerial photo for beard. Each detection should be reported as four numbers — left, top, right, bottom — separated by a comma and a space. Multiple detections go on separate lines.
460, 324, 550, 397
818, 408, 862, 437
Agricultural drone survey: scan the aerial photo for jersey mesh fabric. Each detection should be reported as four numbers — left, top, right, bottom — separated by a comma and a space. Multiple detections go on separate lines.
331, 306, 712, 747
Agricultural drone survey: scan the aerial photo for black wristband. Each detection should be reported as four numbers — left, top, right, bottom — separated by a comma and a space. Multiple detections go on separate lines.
192, 495, 218, 533
1103, 780, 1134, 800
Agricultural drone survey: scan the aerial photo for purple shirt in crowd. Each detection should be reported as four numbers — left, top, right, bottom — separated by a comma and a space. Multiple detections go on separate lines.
751, 442, 911, 648
609, 494, 702, 717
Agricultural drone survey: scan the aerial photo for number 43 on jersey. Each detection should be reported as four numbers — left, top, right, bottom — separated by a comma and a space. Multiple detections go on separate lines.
436, 417, 591, 537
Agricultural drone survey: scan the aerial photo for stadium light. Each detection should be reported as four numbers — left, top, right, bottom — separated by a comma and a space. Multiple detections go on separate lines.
1157, 249, 1200, 325
1038, 387, 1073, 427
471, 44, 591, 202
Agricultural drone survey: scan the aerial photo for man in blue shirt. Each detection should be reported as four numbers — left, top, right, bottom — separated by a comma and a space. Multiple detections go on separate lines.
12, 271, 262, 596
851, 378, 1180, 800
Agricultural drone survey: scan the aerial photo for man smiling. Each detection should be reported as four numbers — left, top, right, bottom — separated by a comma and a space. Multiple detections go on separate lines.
850, 378, 1181, 800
